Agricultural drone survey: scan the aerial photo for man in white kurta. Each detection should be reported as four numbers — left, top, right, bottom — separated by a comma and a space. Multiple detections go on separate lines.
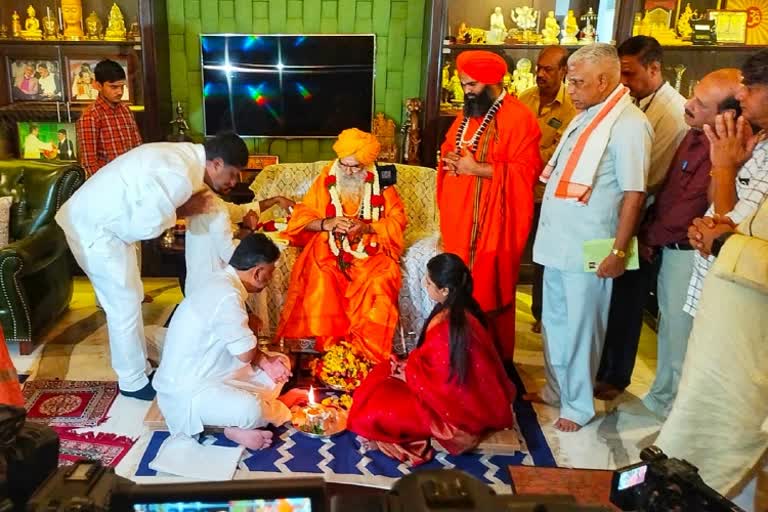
656, 198, 768, 499
155, 233, 291, 450
184, 195, 293, 294
55, 134, 248, 399
532, 44, 651, 432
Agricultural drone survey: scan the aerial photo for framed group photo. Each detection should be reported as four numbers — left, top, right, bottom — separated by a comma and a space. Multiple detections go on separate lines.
67, 57, 130, 102
8, 58, 64, 102
17, 122, 77, 161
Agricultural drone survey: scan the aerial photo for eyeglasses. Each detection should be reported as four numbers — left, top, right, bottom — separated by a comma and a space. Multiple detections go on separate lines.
338, 162, 362, 172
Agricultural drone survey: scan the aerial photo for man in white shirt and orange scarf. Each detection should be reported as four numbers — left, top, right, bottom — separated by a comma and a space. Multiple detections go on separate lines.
531, 44, 652, 432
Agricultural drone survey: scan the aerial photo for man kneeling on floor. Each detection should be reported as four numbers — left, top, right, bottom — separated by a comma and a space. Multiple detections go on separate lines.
154, 233, 292, 449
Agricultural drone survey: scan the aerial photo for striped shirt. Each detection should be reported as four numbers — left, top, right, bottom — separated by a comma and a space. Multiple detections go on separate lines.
684, 139, 768, 316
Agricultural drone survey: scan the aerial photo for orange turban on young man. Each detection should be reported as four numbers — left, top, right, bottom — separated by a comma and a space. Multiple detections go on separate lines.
456, 51, 508, 85
333, 128, 381, 167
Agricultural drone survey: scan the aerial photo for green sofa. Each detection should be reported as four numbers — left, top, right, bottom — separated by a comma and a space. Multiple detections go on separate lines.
0, 160, 85, 354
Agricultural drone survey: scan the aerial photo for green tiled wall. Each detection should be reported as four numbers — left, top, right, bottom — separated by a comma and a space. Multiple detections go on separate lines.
168, 0, 426, 162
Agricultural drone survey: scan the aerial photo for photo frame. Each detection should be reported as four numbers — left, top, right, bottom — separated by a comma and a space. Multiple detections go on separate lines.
708, 9, 748, 43
17, 122, 77, 161
66, 57, 130, 102
8, 58, 64, 102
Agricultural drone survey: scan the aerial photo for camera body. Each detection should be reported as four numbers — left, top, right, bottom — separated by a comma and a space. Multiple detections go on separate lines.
610, 446, 744, 512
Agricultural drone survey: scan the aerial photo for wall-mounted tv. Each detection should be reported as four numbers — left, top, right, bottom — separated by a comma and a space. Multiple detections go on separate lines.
201, 34, 375, 138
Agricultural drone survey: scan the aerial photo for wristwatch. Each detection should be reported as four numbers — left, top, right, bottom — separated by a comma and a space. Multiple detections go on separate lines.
711, 231, 735, 258
611, 248, 626, 258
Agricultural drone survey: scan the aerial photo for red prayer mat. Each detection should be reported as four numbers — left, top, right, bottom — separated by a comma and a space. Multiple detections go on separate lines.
23, 380, 118, 428
508, 466, 619, 510
56, 428, 135, 467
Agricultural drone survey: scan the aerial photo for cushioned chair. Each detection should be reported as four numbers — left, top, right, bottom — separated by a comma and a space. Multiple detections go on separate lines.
247, 161, 439, 345
0, 160, 85, 354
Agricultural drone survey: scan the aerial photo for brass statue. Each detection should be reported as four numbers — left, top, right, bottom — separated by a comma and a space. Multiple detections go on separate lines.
404, 98, 423, 165
449, 69, 464, 104
85, 11, 103, 40
42, 13, 59, 40
11, 11, 21, 38
0, 24, 8, 39
21, 5, 43, 40
677, 3, 697, 39
372, 112, 397, 163
104, 3, 127, 41
441, 62, 451, 104
540, 11, 560, 44
561, 10, 579, 44
62, 0, 84, 40
128, 19, 140, 40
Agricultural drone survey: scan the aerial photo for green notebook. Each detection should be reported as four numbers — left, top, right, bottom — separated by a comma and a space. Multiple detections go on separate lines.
583, 237, 640, 273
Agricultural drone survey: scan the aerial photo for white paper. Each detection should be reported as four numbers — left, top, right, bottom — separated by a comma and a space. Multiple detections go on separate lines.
149, 434, 244, 480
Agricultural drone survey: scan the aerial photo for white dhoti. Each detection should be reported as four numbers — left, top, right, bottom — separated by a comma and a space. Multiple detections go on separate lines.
541, 267, 612, 427
65, 231, 150, 391
158, 360, 292, 437
656, 265, 768, 495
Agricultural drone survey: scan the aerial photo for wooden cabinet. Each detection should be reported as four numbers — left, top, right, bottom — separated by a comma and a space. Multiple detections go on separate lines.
0, 0, 170, 154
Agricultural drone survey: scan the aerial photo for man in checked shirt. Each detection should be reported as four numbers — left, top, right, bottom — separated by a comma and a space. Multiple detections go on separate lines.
76, 59, 150, 304
76, 59, 141, 176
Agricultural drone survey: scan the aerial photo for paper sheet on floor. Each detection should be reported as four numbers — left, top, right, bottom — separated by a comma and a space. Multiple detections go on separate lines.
148, 434, 243, 480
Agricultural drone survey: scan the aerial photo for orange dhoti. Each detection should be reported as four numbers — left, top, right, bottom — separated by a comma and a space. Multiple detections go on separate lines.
438, 96, 542, 361
275, 163, 407, 364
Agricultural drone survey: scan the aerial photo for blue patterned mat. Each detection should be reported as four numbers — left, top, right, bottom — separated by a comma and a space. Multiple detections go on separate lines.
135, 369, 555, 486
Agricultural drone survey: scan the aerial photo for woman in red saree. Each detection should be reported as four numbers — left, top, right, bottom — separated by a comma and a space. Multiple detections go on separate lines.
347, 253, 516, 465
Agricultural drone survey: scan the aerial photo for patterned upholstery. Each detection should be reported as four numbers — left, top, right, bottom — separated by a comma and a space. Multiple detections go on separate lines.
247, 161, 439, 342
0, 197, 10, 249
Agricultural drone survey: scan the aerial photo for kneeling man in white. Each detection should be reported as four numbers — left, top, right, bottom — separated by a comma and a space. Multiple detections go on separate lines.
154, 233, 292, 450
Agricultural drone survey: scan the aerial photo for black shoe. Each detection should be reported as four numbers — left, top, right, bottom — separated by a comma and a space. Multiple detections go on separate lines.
119, 380, 156, 401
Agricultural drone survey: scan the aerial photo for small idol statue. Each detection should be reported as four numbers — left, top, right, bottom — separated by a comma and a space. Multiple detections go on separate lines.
42, 11, 59, 40
62, 0, 85, 40
580, 8, 597, 44
511, 5, 539, 42
677, 3, 697, 39
104, 3, 127, 41
540, 11, 560, 44
449, 69, 464, 105
128, 19, 140, 40
0, 24, 9, 39
488, 7, 507, 44
20, 5, 43, 40
561, 9, 579, 44
512, 58, 535, 96
11, 11, 22, 38
85, 11, 103, 40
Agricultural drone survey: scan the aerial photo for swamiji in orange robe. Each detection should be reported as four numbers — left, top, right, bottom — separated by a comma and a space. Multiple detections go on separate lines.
438, 51, 542, 361
275, 129, 407, 363
0, 327, 24, 406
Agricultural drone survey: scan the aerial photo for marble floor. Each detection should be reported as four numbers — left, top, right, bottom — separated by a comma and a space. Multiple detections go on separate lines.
11, 277, 666, 485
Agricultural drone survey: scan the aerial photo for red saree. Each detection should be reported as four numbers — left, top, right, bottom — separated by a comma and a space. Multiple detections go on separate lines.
347, 312, 516, 465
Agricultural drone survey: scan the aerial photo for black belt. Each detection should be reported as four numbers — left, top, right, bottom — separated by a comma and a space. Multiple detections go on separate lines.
664, 242, 694, 250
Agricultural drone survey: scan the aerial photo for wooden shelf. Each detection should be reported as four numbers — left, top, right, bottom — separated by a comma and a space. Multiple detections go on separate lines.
0, 102, 144, 113
444, 43, 584, 50
660, 44, 759, 51
0, 38, 142, 47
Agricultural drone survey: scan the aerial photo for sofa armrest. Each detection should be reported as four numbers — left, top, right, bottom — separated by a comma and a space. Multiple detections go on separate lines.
0, 224, 68, 277
25, 165, 85, 235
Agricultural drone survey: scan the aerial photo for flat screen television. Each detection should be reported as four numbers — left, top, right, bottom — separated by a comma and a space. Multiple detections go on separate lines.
201, 34, 375, 138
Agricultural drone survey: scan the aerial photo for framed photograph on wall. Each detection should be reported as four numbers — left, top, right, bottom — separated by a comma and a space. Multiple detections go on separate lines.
8, 58, 64, 102
66, 57, 130, 102
708, 9, 748, 42
17, 122, 77, 161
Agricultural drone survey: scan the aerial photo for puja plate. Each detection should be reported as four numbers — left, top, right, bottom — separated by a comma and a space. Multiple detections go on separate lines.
290, 406, 348, 439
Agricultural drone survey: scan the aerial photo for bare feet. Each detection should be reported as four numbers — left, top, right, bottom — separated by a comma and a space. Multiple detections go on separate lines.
554, 418, 582, 432
223, 427, 274, 450
594, 382, 624, 401
531, 321, 542, 334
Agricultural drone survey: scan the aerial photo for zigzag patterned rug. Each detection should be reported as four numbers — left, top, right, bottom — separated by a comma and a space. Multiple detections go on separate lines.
136, 370, 555, 489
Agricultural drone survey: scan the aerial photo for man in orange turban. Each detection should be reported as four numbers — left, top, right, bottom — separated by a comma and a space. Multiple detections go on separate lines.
438, 51, 543, 363
275, 128, 407, 363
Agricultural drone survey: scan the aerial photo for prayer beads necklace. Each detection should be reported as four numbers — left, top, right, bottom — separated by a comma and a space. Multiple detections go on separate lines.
456, 90, 506, 154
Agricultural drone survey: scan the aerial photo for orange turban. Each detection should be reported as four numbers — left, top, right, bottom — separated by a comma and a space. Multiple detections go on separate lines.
456, 51, 508, 85
333, 128, 381, 167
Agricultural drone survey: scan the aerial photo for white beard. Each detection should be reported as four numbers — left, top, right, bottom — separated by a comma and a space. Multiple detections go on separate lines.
337, 166, 366, 210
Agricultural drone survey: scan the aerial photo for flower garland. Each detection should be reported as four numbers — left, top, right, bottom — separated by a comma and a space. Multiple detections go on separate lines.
324, 161, 384, 270
455, 90, 506, 154
309, 341, 373, 392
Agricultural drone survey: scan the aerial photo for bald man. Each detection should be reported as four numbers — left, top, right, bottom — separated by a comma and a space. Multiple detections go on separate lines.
628, 69, 744, 417
519, 46, 577, 332
532, 44, 651, 432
